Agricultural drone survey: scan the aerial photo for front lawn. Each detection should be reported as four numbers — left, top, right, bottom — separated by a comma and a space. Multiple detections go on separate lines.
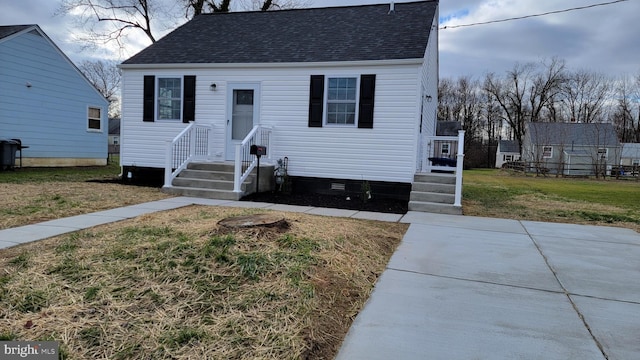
0, 206, 407, 359
463, 169, 640, 231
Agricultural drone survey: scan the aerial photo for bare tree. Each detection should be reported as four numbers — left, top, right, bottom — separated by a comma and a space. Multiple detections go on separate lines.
610, 74, 640, 142
184, 0, 231, 17
483, 63, 532, 152
238, 0, 311, 11
59, 0, 309, 53
484, 59, 567, 152
79, 60, 122, 118
57, 0, 167, 49
561, 69, 612, 124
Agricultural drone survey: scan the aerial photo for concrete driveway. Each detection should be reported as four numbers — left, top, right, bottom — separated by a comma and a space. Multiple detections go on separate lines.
336, 212, 640, 360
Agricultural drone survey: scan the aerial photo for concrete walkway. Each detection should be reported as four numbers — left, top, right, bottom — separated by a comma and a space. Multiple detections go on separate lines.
336, 212, 640, 360
1, 197, 639, 359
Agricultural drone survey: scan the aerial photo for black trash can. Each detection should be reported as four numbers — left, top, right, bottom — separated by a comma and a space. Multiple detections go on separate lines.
0, 139, 19, 170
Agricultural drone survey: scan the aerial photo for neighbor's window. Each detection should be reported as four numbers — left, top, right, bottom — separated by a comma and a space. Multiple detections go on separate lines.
157, 77, 182, 120
88, 107, 101, 131
542, 146, 553, 158
441, 143, 450, 155
633, 159, 640, 166
326, 77, 357, 125
504, 154, 514, 162
597, 148, 608, 160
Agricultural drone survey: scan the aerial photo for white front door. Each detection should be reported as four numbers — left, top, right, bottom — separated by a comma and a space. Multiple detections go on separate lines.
226, 83, 260, 161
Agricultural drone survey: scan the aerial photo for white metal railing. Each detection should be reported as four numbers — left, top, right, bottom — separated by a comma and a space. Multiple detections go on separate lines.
164, 122, 213, 188
422, 130, 465, 207
233, 125, 273, 193
454, 130, 465, 207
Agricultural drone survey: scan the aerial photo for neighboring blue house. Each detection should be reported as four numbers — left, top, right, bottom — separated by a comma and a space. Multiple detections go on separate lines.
0, 25, 108, 167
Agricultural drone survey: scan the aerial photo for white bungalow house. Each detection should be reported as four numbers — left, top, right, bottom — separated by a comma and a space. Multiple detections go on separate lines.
0, 25, 109, 167
119, 1, 464, 214
495, 140, 521, 168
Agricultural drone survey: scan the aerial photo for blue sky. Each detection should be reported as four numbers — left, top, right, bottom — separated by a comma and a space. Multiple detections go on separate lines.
1, 0, 639, 79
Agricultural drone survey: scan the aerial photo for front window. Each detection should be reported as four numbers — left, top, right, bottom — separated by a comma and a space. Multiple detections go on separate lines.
542, 146, 553, 158
504, 154, 514, 162
441, 143, 450, 156
88, 107, 101, 131
157, 78, 182, 120
326, 77, 357, 125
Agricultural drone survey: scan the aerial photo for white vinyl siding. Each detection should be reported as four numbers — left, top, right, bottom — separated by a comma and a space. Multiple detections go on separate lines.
121, 62, 421, 182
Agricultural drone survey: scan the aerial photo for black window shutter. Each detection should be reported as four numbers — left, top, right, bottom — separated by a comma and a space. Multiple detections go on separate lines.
308, 75, 324, 127
358, 74, 376, 129
143, 75, 155, 122
183, 75, 196, 123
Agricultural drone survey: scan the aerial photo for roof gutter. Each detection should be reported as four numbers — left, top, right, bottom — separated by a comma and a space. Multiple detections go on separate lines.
118, 58, 424, 70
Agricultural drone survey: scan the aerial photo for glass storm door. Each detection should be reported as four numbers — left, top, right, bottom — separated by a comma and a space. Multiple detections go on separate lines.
226, 84, 259, 160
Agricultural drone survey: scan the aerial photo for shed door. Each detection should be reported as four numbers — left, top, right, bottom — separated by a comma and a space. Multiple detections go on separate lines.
226, 84, 260, 161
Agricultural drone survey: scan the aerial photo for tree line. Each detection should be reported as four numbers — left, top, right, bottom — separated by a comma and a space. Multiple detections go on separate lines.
439, 57, 640, 167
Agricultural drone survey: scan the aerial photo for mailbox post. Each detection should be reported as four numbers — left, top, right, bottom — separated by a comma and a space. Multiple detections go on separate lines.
250, 145, 267, 193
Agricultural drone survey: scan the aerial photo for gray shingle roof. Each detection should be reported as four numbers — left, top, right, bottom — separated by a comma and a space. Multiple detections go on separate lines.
499, 140, 520, 153
527, 122, 620, 147
0, 25, 35, 40
436, 121, 462, 136
122, 1, 437, 65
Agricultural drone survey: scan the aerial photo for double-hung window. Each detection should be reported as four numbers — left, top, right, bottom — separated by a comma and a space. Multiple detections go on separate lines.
157, 78, 182, 120
326, 77, 358, 125
308, 74, 376, 129
143, 75, 196, 123
87, 107, 102, 131
542, 146, 553, 158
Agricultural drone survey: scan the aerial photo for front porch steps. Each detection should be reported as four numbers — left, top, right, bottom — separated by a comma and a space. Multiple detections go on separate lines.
162, 162, 274, 201
409, 173, 462, 215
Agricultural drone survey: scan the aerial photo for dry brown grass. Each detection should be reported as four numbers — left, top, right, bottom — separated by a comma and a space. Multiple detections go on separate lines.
464, 192, 640, 233
0, 182, 171, 230
0, 206, 408, 359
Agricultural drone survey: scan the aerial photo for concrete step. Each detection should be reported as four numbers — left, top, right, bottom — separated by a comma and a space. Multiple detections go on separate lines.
414, 173, 456, 184
172, 178, 251, 191
178, 169, 235, 181
411, 182, 455, 194
167, 162, 275, 201
162, 186, 241, 201
187, 162, 235, 172
408, 201, 462, 215
409, 191, 454, 204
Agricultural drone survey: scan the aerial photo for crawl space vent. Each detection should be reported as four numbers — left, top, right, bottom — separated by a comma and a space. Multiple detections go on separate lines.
331, 183, 346, 191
